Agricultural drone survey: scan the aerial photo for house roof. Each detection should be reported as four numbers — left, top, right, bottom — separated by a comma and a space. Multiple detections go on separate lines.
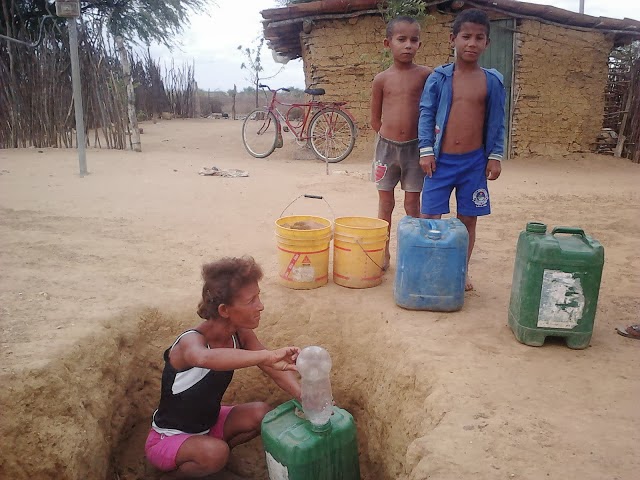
262, 0, 640, 60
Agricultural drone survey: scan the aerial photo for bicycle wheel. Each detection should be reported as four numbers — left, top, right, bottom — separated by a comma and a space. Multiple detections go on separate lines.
308, 108, 356, 163
242, 108, 278, 158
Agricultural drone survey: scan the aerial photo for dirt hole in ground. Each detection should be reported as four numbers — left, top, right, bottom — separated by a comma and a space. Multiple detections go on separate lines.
2, 302, 440, 480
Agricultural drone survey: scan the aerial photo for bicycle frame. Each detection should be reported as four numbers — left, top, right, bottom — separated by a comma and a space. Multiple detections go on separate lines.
261, 88, 352, 142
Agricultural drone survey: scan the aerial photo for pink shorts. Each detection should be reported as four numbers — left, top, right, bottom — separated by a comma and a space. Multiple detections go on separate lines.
145, 406, 234, 472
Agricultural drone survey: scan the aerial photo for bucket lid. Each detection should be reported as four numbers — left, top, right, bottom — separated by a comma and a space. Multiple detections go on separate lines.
427, 229, 442, 240
526, 222, 547, 234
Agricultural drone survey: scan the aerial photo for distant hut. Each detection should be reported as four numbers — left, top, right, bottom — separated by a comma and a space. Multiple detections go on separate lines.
262, 0, 640, 158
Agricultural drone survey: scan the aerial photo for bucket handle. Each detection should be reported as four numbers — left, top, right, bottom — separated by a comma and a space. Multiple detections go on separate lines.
551, 226, 586, 238
279, 194, 336, 221
355, 238, 385, 272
336, 231, 387, 272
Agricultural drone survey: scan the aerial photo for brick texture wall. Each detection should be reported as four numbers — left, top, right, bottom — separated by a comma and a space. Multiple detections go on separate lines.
300, 13, 612, 157
512, 21, 612, 155
300, 13, 454, 156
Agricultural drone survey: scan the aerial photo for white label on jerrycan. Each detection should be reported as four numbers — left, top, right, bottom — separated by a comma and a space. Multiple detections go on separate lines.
266, 452, 289, 480
537, 270, 585, 329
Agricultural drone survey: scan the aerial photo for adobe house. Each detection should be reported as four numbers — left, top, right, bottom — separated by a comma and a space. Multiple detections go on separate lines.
262, 0, 640, 158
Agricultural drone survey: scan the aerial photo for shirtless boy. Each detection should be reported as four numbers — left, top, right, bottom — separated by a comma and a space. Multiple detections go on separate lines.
371, 16, 432, 269
418, 8, 506, 290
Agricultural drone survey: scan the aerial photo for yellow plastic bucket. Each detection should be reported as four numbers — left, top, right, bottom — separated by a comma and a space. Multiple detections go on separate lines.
333, 216, 389, 288
275, 215, 332, 289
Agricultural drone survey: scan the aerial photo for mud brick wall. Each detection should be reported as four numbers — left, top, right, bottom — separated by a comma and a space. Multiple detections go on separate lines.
300, 13, 454, 154
511, 21, 611, 156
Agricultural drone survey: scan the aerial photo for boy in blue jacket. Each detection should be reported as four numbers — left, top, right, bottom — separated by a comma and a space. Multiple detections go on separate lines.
418, 8, 505, 291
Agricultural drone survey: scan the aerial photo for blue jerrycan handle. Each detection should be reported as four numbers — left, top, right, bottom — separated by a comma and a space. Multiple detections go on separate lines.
419, 219, 442, 239
418, 219, 433, 233
551, 226, 586, 238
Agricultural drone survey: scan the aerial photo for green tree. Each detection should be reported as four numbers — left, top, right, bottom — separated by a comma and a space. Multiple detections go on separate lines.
239, 37, 284, 108
381, 0, 428, 22
239, 38, 265, 109
1, 0, 209, 48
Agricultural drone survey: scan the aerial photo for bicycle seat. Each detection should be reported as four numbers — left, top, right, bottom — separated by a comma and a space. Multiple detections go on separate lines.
305, 88, 325, 96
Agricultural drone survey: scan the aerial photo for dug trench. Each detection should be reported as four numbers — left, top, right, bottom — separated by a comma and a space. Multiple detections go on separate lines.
0, 290, 443, 480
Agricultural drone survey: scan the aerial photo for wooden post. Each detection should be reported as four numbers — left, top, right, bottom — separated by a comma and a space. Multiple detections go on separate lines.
116, 36, 141, 152
194, 81, 201, 117
614, 87, 633, 158
232, 84, 237, 120
255, 78, 259, 108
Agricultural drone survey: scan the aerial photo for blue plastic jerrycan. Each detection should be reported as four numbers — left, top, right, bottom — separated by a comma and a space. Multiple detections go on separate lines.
394, 217, 469, 311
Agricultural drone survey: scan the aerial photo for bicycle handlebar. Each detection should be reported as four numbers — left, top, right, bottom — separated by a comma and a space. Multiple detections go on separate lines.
258, 84, 290, 93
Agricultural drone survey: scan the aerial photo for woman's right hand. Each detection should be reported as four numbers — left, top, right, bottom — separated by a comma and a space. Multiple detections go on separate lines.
262, 347, 300, 372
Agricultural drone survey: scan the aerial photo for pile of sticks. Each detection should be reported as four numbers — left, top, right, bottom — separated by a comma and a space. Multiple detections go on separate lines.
1, 17, 199, 150
131, 54, 198, 120
620, 58, 639, 162
603, 45, 639, 162
0, 21, 128, 149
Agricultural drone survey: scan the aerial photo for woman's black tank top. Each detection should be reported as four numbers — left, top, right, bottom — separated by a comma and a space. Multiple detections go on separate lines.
152, 330, 240, 434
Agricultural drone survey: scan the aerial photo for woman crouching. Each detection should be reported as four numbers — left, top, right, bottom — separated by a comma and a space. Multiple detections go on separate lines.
145, 256, 301, 477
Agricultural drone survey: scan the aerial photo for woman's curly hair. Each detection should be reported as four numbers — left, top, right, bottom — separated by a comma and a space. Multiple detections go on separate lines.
196, 256, 264, 320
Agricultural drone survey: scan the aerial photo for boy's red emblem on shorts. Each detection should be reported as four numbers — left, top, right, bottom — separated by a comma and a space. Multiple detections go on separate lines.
374, 162, 387, 182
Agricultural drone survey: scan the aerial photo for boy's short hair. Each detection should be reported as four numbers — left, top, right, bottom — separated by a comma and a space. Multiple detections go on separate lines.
452, 8, 491, 37
386, 15, 420, 39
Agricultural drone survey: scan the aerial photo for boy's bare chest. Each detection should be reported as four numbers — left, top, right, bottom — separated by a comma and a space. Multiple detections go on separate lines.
383, 77, 424, 101
451, 73, 487, 104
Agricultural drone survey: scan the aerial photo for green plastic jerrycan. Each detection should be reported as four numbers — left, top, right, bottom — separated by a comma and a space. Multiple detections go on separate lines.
508, 222, 604, 349
261, 399, 360, 480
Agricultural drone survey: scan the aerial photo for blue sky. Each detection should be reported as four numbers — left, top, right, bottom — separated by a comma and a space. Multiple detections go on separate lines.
149, 0, 640, 92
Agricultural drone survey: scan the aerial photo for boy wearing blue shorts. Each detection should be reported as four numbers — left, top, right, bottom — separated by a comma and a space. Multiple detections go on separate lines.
418, 8, 505, 291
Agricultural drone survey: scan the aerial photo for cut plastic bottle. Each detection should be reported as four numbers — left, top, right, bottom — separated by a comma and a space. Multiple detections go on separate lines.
296, 345, 333, 427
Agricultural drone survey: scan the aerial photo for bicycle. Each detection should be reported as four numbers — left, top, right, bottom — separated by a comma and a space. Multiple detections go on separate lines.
241, 84, 357, 163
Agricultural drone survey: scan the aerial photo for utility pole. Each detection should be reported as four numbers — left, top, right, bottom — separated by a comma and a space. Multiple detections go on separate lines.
579, 0, 585, 14
56, 1, 87, 176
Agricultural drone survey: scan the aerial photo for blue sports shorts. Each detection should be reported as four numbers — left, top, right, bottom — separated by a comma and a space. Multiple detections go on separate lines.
421, 147, 491, 217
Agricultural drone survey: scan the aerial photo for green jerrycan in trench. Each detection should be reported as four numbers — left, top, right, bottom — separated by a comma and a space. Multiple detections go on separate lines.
261, 399, 360, 480
508, 222, 605, 349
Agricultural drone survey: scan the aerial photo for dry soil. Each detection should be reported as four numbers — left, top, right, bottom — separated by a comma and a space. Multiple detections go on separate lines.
0, 119, 638, 480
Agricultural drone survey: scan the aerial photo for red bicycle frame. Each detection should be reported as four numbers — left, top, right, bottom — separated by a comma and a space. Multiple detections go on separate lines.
261, 87, 353, 141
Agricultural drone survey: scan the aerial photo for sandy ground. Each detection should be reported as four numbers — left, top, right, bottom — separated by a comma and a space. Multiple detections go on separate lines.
0, 118, 639, 480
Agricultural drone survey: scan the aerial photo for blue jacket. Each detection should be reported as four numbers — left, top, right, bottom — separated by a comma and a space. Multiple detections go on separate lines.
418, 63, 506, 162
